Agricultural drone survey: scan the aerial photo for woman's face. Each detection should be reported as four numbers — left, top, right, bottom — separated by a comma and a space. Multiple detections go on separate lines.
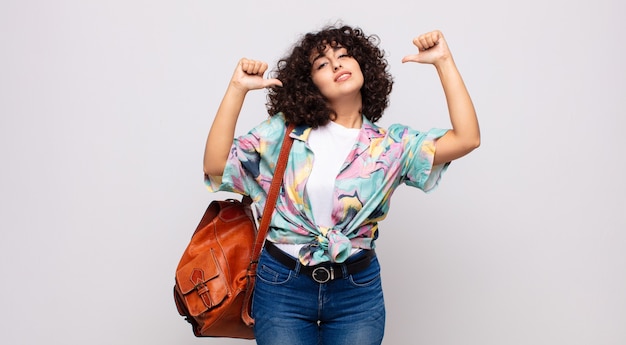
310, 44, 364, 103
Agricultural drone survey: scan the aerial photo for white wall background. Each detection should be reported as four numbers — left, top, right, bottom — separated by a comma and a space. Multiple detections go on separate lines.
1, 1, 624, 344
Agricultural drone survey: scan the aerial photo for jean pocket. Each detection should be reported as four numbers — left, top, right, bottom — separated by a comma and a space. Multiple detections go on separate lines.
256, 252, 294, 285
348, 256, 381, 287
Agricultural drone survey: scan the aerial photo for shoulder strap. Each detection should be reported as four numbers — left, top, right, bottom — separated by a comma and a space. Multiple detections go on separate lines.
252, 122, 295, 260
242, 122, 295, 326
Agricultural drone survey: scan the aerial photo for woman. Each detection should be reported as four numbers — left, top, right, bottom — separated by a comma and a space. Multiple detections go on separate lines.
203, 24, 479, 345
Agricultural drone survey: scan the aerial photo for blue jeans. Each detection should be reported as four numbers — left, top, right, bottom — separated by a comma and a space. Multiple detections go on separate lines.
252, 248, 385, 345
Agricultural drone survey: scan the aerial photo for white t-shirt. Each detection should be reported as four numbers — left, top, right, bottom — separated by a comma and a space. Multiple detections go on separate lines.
306, 120, 360, 226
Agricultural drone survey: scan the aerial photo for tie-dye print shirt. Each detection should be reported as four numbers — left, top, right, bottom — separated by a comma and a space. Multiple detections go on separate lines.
205, 113, 449, 265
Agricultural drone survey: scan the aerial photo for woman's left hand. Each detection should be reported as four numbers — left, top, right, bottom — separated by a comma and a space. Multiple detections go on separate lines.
401, 30, 452, 66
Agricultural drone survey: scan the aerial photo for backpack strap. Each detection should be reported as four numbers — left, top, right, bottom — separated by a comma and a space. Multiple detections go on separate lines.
242, 121, 295, 325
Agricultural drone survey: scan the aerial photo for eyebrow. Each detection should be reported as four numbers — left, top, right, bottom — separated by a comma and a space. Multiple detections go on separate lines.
311, 45, 345, 64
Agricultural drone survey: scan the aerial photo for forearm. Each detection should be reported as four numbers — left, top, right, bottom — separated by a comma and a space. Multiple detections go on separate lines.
435, 58, 480, 149
203, 85, 248, 176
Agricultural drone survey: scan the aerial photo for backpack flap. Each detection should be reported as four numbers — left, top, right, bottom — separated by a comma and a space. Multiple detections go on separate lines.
175, 249, 229, 316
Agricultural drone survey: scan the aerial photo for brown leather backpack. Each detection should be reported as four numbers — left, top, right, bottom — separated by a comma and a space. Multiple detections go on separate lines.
173, 197, 257, 338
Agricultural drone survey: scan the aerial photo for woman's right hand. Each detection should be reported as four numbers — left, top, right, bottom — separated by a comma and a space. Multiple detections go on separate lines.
230, 58, 283, 92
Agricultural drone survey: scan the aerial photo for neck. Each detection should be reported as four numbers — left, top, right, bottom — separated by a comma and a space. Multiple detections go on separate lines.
332, 113, 362, 128
329, 95, 362, 129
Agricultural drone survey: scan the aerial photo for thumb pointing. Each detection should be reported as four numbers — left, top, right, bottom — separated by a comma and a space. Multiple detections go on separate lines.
401, 54, 420, 63
264, 78, 283, 88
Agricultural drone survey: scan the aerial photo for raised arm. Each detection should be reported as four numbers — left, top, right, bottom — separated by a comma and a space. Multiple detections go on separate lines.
402, 30, 480, 165
203, 58, 282, 176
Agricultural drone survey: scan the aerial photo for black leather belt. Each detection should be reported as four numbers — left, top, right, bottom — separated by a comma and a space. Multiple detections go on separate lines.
263, 240, 375, 284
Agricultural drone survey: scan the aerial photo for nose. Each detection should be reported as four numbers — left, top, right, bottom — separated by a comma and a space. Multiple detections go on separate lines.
333, 61, 342, 71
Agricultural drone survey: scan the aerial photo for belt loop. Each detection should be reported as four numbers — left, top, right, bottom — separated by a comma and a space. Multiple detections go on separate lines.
340, 262, 349, 278
293, 253, 302, 276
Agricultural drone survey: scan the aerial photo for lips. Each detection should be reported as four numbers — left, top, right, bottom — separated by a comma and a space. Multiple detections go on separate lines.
335, 71, 351, 82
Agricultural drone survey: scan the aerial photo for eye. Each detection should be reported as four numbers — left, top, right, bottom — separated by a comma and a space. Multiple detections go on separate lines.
314, 60, 330, 70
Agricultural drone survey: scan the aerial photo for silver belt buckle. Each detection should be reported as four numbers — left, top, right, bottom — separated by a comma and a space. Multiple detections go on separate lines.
312, 266, 334, 283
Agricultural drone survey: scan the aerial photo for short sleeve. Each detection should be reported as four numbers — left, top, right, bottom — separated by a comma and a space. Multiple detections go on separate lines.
204, 135, 261, 197
204, 115, 287, 201
390, 124, 450, 192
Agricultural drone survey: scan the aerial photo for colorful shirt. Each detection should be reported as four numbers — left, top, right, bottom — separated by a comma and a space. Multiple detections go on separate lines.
205, 113, 449, 265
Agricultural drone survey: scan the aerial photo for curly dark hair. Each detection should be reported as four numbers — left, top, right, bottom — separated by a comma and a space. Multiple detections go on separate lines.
266, 24, 393, 128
